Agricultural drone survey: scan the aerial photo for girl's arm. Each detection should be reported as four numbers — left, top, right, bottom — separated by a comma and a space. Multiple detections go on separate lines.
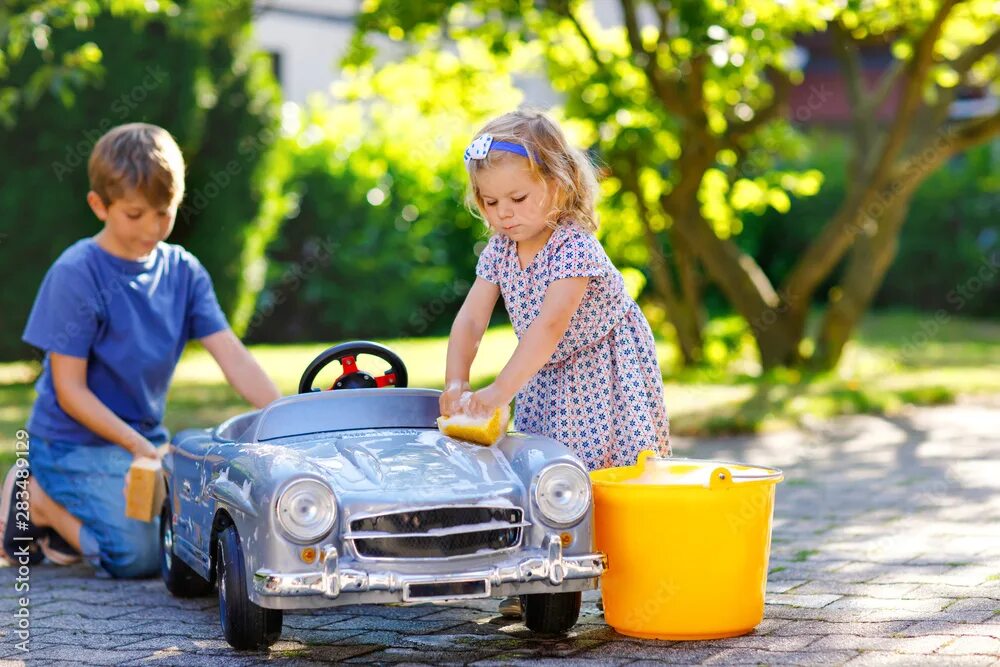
469, 276, 589, 414
200, 329, 281, 409
49, 353, 159, 458
442, 278, 500, 415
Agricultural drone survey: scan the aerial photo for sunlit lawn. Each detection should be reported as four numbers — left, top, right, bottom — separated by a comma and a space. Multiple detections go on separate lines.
2, 310, 999, 474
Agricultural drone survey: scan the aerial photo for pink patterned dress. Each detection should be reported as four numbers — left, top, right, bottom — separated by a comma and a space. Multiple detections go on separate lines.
476, 222, 671, 470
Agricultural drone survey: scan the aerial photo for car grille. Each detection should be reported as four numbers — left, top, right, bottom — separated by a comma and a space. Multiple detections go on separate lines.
348, 507, 523, 559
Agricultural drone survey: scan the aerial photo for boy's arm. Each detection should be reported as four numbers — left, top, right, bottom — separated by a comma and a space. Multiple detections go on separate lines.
468, 277, 588, 414
200, 329, 280, 409
50, 353, 159, 459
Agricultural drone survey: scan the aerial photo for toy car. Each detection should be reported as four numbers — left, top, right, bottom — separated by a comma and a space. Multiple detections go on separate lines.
160, 341, 606, 649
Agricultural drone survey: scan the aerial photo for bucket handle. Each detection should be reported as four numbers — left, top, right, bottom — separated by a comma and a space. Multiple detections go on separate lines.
638, 451, 784, 484
709, 467, 733, 489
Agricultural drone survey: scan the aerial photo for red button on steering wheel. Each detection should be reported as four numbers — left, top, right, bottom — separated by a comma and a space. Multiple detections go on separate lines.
297, 341, 409, 394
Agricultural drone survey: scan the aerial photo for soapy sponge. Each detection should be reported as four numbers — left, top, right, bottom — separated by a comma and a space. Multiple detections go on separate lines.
437, 395, 510, 446
125, 456, 166, 523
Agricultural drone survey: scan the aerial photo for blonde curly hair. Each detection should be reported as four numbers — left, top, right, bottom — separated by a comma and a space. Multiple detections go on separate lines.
464, 109, 599, 233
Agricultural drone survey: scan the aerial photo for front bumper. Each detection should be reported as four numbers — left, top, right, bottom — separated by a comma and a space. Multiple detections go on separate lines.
253, 534, 606, 608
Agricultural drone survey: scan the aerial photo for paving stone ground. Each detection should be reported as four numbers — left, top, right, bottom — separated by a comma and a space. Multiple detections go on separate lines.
2, 399, 999, 665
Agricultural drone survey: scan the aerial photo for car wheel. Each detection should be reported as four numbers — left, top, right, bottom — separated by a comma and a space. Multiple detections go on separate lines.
160, 502, 213, 597
522, 591, 582, 635
217, 524, 282, 650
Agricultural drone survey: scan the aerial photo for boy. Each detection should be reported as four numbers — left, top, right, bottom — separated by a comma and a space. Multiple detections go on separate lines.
0, 123, 281, 578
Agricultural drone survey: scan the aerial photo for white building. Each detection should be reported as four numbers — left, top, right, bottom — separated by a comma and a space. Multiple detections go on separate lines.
252, 0, 624, 107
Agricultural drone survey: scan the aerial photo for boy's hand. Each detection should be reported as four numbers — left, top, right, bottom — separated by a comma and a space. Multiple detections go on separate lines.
129, 436, 159, 460
440, 380, 470, 417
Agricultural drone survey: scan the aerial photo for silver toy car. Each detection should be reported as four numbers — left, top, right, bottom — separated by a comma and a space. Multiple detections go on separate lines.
160, 342, 606, 649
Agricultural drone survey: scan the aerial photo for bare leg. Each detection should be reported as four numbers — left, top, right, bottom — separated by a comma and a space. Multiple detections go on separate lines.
28, 477, 83, 554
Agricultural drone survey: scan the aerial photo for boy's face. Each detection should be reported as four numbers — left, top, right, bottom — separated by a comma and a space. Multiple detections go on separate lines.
476, 158, 555, 245
87, 189, 178, 260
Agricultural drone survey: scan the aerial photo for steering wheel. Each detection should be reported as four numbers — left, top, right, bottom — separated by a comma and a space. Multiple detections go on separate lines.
298, 341, 409, 394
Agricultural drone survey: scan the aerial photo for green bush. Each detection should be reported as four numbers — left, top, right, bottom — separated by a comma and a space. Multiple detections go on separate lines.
245, 47, 523, 343
0, 2, 287, 361
245, 138, 482, 342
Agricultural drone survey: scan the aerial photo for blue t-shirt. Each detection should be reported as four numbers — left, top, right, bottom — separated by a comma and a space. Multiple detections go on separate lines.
22, 238, 229, 446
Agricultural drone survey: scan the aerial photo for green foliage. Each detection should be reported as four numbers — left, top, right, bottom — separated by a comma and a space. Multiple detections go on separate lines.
738, 134, 1000, 317
0, 1, 288, 360
246, 47, 523, 343
351, 0, 825, 263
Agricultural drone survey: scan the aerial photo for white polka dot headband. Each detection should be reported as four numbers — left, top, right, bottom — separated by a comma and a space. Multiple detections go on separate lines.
464, 134, 540, 168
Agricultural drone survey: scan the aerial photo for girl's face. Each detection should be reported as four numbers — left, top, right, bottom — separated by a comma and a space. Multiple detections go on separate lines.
476, 158, 555, 244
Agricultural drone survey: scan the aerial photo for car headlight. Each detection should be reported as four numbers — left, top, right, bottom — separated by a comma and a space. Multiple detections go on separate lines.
533, 463, 591, 526
275, 479, 337, 543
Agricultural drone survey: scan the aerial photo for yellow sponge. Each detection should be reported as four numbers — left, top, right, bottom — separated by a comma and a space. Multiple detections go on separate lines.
125, 457, 166, 523
437, 404, 510, 447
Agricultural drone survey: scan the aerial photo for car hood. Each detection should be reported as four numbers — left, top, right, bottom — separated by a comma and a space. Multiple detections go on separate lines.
269, 429, 522, 497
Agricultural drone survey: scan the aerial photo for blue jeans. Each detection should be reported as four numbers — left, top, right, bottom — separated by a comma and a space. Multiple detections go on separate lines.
29, 435, 161, 579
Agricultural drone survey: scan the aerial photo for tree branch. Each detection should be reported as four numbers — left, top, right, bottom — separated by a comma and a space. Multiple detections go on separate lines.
949, 27, 1000, 75
829, 21, 877, 193
830, 21, 866, 116
947, 109, 1000, 154
727, 66, 792, 144
620, 0, 686, 118
781, 0, 963, 312
558, 3, 608, 75
865, 0, 961, 184
923, 27, 1000, 131
868, 58, 905, 113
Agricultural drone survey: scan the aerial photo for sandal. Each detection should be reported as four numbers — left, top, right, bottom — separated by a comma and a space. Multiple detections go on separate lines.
0, 467, 44, 565
40, 528, 81, 565
498, 595, 523, 619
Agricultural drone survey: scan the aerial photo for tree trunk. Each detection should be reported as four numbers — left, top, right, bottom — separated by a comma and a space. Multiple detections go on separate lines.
656, 138, 800, 369
670, 228, 706, 332
813, 182, 916, 368
617, 159, 704, 365
642, 222, 704, 365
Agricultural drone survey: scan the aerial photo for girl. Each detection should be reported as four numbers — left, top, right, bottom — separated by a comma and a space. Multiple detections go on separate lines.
442, 108, 670, 482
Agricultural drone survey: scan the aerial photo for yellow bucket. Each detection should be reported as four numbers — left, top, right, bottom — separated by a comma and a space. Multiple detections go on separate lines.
590, 451, 783, 640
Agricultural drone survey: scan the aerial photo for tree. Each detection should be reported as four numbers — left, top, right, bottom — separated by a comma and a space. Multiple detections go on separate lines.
0, 1, 289, 360
804, 0, 1000, 367
353, 0, 1000, 371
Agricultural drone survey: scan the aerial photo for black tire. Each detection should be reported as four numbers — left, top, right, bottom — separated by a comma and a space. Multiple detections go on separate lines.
217, 524, 282, 650
160, 502, 213, 597
522, 591, 582, 634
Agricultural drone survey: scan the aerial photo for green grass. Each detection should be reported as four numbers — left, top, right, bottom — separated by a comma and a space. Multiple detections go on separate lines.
792, 549, 820, 562
2, 310, 1000, 472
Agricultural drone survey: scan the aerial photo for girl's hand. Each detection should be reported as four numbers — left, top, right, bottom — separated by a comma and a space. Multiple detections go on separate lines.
468, 383, 511, 417
440, 380, 471, 417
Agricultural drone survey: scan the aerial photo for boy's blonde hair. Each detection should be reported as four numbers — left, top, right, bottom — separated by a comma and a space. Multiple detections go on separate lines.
465, 109, 599, 233
88, 123, 185, 208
